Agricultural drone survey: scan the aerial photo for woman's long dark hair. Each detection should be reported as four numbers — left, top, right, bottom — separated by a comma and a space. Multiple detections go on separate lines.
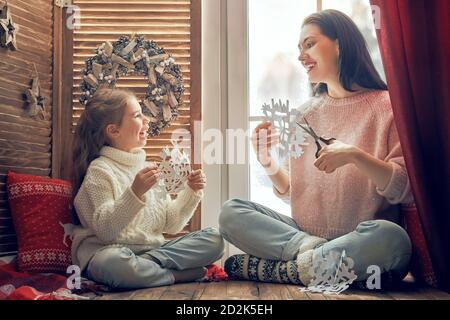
302, 9, 387, 95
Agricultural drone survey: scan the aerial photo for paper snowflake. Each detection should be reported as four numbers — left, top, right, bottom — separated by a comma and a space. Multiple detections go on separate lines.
157, 142, 192, 194
262, 99, 308, 160
300, 250, 358, 295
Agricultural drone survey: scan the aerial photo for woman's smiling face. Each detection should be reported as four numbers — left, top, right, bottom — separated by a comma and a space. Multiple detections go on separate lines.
298, 24, 340, 84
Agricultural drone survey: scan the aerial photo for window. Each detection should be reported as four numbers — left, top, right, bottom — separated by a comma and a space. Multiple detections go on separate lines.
248, 0, 384, 216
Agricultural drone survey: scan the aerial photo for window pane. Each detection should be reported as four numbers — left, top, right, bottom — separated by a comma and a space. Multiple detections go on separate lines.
322, 0, 386, 81
249, 0, 317, 118
248, 0, 317, 216
249, 122, 291, 216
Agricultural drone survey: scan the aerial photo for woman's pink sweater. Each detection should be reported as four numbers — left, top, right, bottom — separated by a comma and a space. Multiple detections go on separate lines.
275, 90, 414, 240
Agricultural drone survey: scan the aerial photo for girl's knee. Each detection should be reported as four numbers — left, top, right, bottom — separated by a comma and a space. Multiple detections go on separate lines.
202, 227, 225, 261
87, 247, 137, 286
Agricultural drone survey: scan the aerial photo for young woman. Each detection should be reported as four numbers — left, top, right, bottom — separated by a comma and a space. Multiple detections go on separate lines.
71, 89, 224, 289
219, 9, 412, 286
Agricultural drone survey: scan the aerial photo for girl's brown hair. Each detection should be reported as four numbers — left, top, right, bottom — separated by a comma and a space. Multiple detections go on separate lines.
302, 9, 387, 96
71, 88, 136, 195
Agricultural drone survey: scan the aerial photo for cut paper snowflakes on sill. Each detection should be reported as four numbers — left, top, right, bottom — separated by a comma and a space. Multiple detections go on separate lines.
261, 99, 309, 160
156, 140, 192, 195
300, 249, 358, 295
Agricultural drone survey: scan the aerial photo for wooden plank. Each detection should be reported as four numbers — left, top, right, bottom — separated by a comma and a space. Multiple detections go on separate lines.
0, 156, 51, 168
0, 208, 12, 219
0, 243, 17, 254
226, 281, 259, 300
130, 286, 169, 300
9, 0, 53, 21
52, 5, 74, 180
0, 130, 51, 145
285, 285, 311, 300
198, 281, 228, 300
16, 27, 53, 49
13, 15, 53, 36
420, 287, 450, 300
0, 139, 51, 153
96, 290, 137, 300
1, 49, 53, 72
0, 121, 51, 137
0, 60, 52, 83
387, 285, 444, 300
0, 165, 50, 176
0, 83, 52, 104
257, 283, 294, 300
159, 282, 204, 300
0, 234, 17, 243
0, 217, 14, 228
0, 112, 51, 129
0, 74, 52, 93
191, 282, 207, 300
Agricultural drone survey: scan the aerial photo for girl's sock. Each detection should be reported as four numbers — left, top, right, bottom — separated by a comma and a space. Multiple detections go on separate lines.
224, 254, 304, 285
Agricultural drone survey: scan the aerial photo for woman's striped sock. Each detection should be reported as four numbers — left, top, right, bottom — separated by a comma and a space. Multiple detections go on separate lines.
224, 254, 302, 285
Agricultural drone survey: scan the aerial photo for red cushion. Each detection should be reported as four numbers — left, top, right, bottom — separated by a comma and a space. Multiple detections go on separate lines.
6, 171, 73, 274
402, 203, 438, 287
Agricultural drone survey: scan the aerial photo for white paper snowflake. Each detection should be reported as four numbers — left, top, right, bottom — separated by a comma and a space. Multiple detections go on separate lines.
262, 99, 308, 160
157, 141, 192, 194
300, 250, 358, 295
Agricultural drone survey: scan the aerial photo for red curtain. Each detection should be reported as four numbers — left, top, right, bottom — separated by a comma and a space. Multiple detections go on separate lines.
370, 0, 450, 292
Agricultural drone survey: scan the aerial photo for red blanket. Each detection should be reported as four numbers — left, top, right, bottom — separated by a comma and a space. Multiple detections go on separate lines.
0, 259, 87, 300
1, 259, 227, 300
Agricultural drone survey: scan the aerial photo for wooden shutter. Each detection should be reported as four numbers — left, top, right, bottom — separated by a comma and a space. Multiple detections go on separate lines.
70, 0, 201, 231
0, 0, 54, 256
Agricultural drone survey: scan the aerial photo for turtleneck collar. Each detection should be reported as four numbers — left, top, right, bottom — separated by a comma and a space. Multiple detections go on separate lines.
322, 90, 380, 107
99, 146, 146, 167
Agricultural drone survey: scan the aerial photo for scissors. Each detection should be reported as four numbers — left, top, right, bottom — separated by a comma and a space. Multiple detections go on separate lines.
296, 117, 336, 159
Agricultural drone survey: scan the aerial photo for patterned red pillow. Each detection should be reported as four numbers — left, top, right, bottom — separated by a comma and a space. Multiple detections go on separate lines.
6, 171, 74, 274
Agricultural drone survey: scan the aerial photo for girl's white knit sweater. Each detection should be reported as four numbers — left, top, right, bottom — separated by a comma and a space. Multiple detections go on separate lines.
71, 146, 203, 271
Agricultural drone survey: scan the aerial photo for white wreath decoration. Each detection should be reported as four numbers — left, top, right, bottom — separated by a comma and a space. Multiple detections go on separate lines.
79, 34, 184, 136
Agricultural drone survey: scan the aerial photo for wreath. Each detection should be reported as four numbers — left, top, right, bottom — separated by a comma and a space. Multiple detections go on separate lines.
79, 34, 184, 136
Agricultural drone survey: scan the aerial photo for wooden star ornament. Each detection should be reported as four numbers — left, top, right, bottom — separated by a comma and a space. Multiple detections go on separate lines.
25, 64, 48, 120
0, 1, 19, 50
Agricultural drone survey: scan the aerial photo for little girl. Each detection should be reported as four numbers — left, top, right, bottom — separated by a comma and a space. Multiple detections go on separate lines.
71, 89, 224, 289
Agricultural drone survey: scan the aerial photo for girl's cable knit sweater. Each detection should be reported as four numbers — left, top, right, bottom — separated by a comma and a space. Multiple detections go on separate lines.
72, 146, 203, 271
275, 90, 414, 240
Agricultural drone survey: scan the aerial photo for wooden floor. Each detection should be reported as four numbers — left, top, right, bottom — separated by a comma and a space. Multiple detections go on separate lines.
83, 280, 450, 300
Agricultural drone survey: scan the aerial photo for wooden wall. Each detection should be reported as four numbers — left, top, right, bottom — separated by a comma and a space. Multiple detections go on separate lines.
0, 0, 54, 256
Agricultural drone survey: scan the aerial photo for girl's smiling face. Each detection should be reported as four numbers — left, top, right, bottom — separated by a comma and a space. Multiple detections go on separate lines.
298, 24, 340, 85
106, 96, 150, 152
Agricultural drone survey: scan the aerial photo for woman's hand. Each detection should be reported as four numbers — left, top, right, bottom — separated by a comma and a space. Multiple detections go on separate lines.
251, 121, 279, 167
131, 164, 161, 199
187, 169, 207, 192
314, 140, 359, 174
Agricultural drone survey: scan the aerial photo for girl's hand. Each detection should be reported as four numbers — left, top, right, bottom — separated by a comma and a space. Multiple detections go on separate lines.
131, 164, 161, 198
187, 169, 206, 192
314, 140, 360, 174
251, 121, 279, 167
